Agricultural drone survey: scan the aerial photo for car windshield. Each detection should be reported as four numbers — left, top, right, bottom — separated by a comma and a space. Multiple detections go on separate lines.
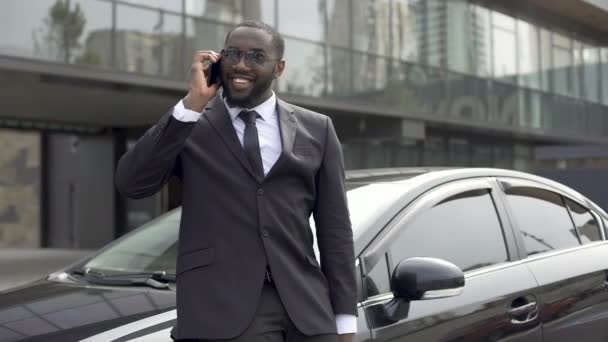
83, 209, 181, 274
82, 180, 413, 275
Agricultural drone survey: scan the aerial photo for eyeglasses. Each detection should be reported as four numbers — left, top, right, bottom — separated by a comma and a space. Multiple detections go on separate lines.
221, 48, 279, 68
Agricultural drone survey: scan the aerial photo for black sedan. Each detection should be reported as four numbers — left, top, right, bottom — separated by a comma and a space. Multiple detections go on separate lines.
1, 168, 608, 342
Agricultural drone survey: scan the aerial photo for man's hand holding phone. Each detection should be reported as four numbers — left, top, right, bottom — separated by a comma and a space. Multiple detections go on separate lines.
183, 51, 222, 112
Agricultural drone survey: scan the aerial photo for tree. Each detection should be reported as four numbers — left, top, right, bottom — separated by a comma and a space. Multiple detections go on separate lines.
44, 0, 86, 63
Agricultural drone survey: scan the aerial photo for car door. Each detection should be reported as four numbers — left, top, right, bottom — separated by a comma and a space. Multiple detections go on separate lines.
360, 178, 542, 342
498, 178, 608, 342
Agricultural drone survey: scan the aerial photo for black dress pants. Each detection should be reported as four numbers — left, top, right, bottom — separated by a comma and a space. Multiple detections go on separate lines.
176, 281, 338, 342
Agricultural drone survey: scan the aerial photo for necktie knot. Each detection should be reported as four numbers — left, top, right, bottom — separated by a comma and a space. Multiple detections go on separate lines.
239, 110, 260, 125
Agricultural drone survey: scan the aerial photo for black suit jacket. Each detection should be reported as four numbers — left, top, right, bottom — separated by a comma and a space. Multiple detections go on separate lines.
115, 95, 357, 339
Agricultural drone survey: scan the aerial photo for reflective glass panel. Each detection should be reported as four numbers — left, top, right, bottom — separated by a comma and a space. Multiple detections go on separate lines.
603, 48, 608, 105
393, 140, 421, 167
424, 136, 446, 166
492, 11, 517, 83
0, 0, 112, 67
540, 29, 552, 92
472, 144, 493, 166
73, 0, 114, 68
85, 209, 180, 273
352, 52, 388, 95
278, 0, 325, 42
366, 255, 390, 296
352, 0, 390, 56
389, 0, 420, 62
448, 138, 470, 166
116, 4, 183, 77
565, 198, 602, 244
505, 187, 579, 256
573, 40, 583, 98
472, 5, 492, 77
582, 46, 600, 102
327, 47, 352, 96
552, 33, 572, 96
121, 0, 182, 13
185, 18, 231, 57
0, 129, 41, 247
185, 0, 243, 24
327, 0, 351, 48
492, 11, 515, 31
259, 0, 276, 26
389, 190, 508, 272
517, 20, 541, 89
422, 0, 446, 67
446, 0, 475, 74
492, 26, 517, 83
278, 39, 325, 96
445, 70, 489, 124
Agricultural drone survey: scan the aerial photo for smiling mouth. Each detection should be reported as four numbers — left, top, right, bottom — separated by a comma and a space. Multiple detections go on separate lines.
230, 77, 253, 91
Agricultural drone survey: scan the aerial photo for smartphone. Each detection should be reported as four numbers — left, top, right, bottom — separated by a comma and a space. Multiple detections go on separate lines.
207, 60, 221, 87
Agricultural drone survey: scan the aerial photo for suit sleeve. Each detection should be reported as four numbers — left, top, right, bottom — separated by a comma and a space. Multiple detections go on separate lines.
115, 106, 197, 199
313, 117, 357, 316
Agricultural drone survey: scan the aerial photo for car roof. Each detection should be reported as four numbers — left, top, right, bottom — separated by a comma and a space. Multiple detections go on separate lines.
346, 167, 587, 199
345, 167, 603, 256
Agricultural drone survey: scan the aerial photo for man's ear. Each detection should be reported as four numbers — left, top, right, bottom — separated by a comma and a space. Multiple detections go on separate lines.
274, 60, 285, 78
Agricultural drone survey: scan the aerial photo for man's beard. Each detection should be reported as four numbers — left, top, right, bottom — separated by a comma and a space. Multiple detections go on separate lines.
222, 76, 274, 108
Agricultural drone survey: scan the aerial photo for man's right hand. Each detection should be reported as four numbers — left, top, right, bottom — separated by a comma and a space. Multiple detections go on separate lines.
183, 51, 221, 112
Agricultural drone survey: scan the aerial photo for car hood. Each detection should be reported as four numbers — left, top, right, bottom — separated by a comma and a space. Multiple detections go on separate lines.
0, 278, 176, 342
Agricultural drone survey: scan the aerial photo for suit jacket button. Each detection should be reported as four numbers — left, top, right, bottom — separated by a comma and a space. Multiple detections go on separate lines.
257, 188, 264, 196
262, 229, 269, 237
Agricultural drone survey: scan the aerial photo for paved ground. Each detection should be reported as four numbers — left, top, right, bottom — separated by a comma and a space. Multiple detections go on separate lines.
0, 248, 92, 292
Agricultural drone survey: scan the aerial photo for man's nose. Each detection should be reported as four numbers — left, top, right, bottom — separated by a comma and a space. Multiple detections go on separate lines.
233, 55, 249, 69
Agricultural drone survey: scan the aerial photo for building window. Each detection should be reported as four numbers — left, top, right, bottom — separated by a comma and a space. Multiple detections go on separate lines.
517, 20, 541, 89
582, 46, 600, 103
278, 0, 325, 42
351, 0, 391, 57
551, 33, 572, 97
602, 48, 608, 105
0, 128, 41, 247
539, 29, 552, 92
491, 11, 517, 84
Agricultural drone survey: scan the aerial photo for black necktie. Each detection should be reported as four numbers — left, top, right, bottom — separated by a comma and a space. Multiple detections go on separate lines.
238, 110, 264, 178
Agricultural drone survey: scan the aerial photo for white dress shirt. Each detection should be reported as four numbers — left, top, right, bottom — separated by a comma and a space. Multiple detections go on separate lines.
172, 94, 357, 334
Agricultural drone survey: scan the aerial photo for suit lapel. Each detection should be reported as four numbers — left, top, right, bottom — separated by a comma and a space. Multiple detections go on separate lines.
266, 99, 296, 178
203, 96, 260, 182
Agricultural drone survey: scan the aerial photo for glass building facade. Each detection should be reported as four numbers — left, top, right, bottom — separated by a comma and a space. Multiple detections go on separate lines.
1, 0, 608, 247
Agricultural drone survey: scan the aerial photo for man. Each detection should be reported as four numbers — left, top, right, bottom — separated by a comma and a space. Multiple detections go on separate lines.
115, 21, 356, 342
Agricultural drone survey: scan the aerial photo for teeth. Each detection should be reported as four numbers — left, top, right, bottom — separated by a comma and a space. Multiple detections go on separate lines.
234, 78, 251, 83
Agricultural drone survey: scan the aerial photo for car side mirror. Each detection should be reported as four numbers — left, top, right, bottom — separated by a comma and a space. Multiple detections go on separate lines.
383, 257, 465, 322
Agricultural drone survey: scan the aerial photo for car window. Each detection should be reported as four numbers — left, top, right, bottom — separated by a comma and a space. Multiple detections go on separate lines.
84, 209, 180, 274
388, 189, 508, 272
504, 187, 579, 256
564, 198, 602, 244
364, 188, 508, 297
365, 254, 391, 297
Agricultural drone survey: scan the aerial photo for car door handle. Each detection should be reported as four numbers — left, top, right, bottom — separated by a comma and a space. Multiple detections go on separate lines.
508, 302, 538, 324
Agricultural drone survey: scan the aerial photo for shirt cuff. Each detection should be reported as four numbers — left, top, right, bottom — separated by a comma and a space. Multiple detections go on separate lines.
336, 314, 357, 334
173, 99, 202, 122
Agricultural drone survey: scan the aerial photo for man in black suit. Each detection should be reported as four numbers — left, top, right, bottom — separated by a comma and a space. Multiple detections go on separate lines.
115, 21, 356, 342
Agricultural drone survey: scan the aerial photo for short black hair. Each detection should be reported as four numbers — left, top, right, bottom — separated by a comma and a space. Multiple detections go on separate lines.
225, 20, 285, 59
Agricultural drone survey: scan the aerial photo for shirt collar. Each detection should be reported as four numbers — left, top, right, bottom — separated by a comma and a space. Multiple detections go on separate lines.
224, 91, 277, 122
